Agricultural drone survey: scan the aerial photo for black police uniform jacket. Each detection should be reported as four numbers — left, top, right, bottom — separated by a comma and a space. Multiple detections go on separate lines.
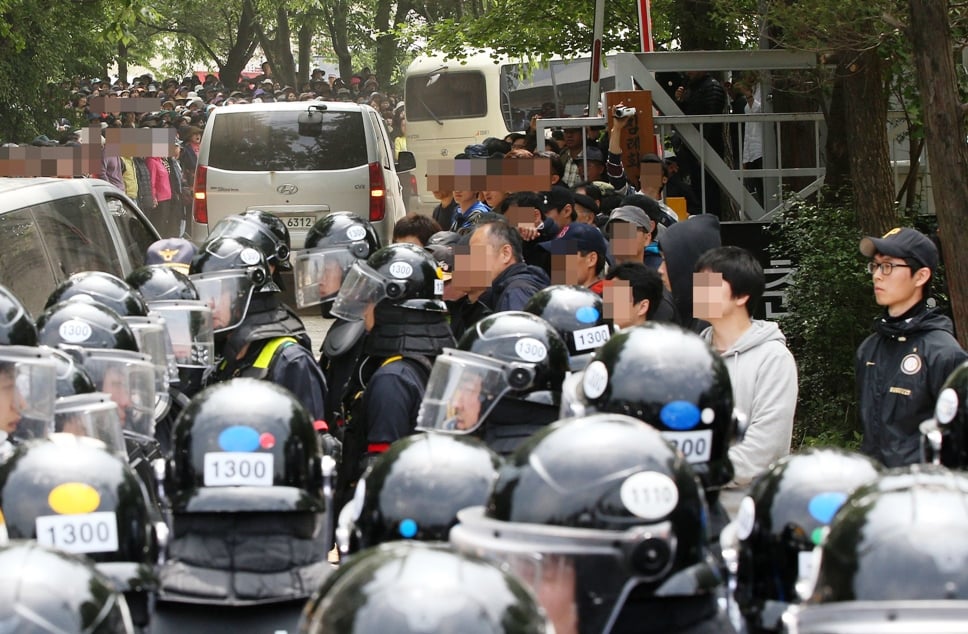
214, 293, 328, 422
856, 302, 968, 467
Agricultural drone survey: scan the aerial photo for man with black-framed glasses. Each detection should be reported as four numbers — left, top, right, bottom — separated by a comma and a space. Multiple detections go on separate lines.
856, 227, 967, 467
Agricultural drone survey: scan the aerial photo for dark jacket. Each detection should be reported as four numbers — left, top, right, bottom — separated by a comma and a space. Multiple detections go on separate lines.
857, 304, 968, 467
658, 214, 721, 332
214, 294, 327, 421
447, 294, 493, 341
480, 262, 551, 313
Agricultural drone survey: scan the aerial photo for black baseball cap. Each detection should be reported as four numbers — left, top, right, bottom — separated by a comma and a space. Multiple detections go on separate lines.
860, 227, 938, 271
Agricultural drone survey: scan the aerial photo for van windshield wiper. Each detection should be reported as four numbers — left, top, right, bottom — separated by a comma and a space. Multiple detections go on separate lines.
419, 94, 444, 126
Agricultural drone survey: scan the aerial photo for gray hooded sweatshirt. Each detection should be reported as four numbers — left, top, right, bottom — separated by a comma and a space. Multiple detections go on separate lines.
701, 319, 798, 488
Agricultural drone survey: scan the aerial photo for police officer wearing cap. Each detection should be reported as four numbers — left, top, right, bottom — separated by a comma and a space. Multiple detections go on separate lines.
856, 227, 967, 467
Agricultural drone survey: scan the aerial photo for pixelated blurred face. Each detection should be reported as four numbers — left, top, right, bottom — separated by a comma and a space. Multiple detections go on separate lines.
101, 368, 131, 425
0, 369, 23, 434
451, 245, 490, 294
432, 190, 453, 202
692, 271, 728, 320
550, 253, 581, 285
608, 221, 649, 263
468, 226, 509, 285
449, 372, 484, 431
603, 280, 641, 329
318, 259, 345, 298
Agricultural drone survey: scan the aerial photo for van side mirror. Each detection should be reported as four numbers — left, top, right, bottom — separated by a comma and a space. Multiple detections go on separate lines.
298, 104, 328, 136
395, 151, 416, 172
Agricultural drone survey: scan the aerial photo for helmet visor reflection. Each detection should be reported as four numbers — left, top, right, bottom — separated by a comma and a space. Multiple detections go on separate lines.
416, 350, 518, 434
189, 271, 254, 333
147, 301, 215, 369
0, 346, 57, 442
292, 248, 359, 309
79, 350, 157, 438
330, 262, 389, 322
54, 393, 126, 456
451, 506, 676, 634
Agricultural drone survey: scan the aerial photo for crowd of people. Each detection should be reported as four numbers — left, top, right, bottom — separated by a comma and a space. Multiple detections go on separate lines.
0, 71, 964, 633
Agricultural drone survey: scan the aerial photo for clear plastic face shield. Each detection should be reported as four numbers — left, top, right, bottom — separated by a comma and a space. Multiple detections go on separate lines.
291, 247, 360, 309
76, 349, 156, 439
124, 315, 171, 420
330, 261, 395, 322
146, 301, 215, 369
189, 270, 255, 333
54, 392, 126, 456
0, 346, 57, 443
451, 506, 676, 634
416, 349, 538, 434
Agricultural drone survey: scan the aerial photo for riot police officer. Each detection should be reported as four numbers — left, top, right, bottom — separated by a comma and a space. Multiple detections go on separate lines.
292, 212, 381, 427
49, 346, 127, 456
190, 236, 327, 421
329, 243, 454, 512
786, 465, 968, 632
299, 542, 553, 634
566, 322, 739, 538
0, 433, 161, 628
450, 413, 734, 634
921, 360, 968, 467
417, 310, 569, 455
0, 540, 137, 633
729, 448, 881, 633
525, 285, 613, 371
335, 432, 501, 555
160, 378, 330, 605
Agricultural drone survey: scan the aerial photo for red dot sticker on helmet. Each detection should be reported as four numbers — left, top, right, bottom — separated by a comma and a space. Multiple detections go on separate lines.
259, 432, 276, 449
620, 471, 678, 520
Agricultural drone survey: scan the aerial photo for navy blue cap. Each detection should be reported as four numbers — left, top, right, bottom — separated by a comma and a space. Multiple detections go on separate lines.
539, 223, 609, 259
860, 227, 938, 272
146, 238, 197, 274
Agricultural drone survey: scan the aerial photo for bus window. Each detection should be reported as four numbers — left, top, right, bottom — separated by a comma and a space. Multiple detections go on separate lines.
406, 72, 488, 122
500, 59, 616, 131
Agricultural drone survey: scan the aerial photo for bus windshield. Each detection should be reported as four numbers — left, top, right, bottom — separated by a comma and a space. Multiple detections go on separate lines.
500, 59, 616, 133
406, 71, 488, 123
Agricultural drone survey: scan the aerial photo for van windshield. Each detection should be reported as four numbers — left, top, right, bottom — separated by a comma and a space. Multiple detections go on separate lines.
207, 110, 368, 171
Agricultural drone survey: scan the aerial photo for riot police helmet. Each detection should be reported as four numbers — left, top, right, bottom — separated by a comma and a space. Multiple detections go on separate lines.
417, 311, 568, 435
331, 242, 446, 320
336, 432, 501, 555
524, 285, 612, 370
45, 271, 149, 318
450, 413, 717, 634
293, 212, 381, 310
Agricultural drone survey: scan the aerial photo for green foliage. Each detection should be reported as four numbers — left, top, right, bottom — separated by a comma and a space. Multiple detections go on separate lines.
772, 195, 878, 449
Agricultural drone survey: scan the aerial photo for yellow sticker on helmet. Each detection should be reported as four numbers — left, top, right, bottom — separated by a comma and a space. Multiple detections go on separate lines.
48, 483, 101, 515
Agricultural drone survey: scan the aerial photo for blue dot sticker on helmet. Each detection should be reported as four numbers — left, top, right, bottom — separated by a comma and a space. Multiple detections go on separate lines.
218, 425, 261, 452
575, 305, 600, 324
398, 518, 418, 539
619, 471, 679, 520
807, 492, 848, 525
660, 400, 701, 431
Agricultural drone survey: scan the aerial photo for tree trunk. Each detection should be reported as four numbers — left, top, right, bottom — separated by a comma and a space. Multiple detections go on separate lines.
324, 0, 354, 82
840, 49, 897, 235
374, 0, 411, 89
822, 66, 851, 202
117, 42, 128, 85
297, 21, 312, 90
908, 0, 968, 343
220, 0, 259, 90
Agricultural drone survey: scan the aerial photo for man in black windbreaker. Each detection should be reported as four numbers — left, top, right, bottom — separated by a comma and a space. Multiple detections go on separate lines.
673, 70, 727, 216
856, 227, 967, 467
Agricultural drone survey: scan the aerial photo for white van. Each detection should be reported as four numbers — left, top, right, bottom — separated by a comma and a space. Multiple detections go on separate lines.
191, 101, 414, 248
